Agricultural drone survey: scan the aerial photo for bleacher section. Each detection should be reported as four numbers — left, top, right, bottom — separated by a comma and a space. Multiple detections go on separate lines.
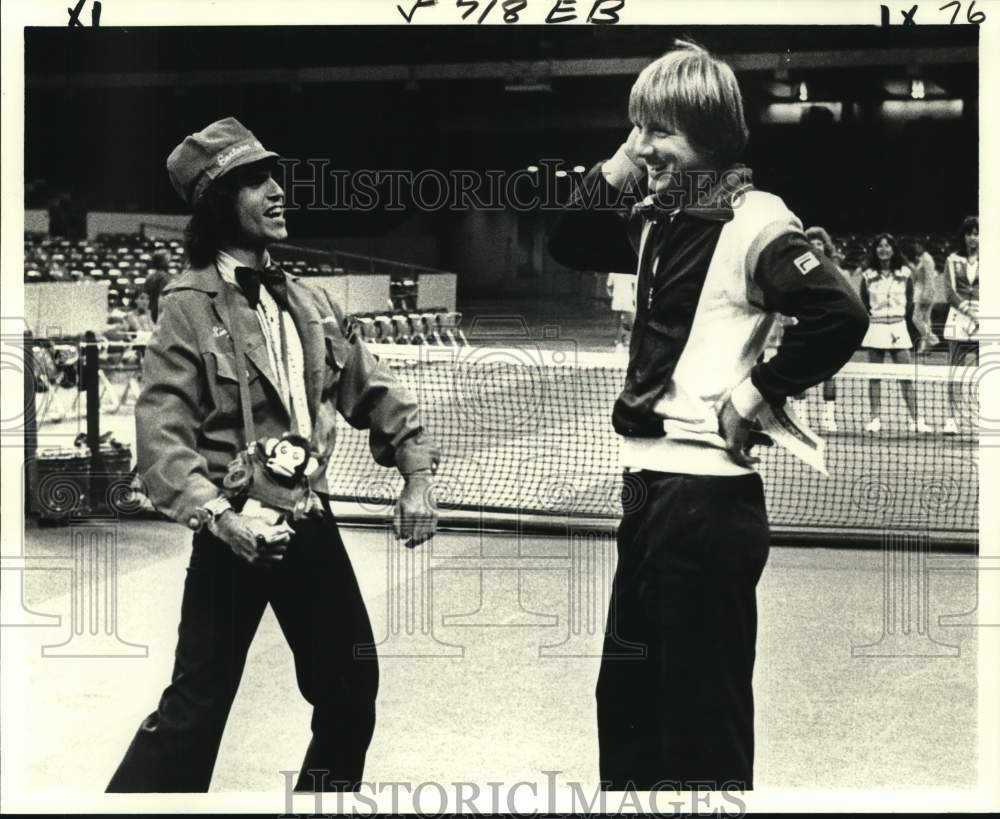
23, 232, 467, 348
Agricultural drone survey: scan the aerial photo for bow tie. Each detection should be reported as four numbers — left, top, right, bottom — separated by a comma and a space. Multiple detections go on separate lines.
235, 264, 289, 310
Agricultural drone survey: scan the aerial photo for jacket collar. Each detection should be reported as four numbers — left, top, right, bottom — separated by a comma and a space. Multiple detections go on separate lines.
635, 164, 754, 223
163, 257, 300, 295
863, 266, 910, 281
164, 260, 324, 431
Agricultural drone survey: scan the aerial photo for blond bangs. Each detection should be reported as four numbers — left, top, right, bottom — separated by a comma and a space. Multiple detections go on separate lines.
628, 43, 749, 166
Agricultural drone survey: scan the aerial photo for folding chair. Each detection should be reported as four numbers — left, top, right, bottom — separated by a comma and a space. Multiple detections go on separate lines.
420, 312, 443, 344
391, 314, 412, 344
407, 314, 428, 344
438, 311, 468, 347
373, 314, 394, 343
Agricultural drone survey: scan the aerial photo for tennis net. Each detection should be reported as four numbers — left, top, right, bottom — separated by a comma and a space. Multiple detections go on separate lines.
325, 344, 979, 545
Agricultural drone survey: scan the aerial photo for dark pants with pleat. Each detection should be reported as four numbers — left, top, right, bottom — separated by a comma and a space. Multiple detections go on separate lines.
597, 471, 770, 792
107, 497, 378, 793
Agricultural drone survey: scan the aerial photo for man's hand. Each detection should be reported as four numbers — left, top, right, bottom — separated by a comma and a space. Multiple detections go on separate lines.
212, 509, 294, 568
624, 125, 645, 169
394, 471, 439, 549
718, 397, 773, 468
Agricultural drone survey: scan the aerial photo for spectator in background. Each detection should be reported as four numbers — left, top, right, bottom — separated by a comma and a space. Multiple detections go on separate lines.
831, 244, 859, 294
941, 215, 980, 434
802, 226, 845, 432
908, 237, 940, 354
145, 248, 175, 321
105, 288, 154, 369
606, 272, 636, 352
859, 233, 932, 434
125, 289, 155, 335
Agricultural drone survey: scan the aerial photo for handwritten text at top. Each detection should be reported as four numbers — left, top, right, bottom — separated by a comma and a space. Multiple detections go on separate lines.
879, 2, 986, 25
397, 0, 625, 25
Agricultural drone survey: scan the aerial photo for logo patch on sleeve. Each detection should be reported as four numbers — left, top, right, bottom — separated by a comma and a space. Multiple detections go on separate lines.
794, 251, 821, 275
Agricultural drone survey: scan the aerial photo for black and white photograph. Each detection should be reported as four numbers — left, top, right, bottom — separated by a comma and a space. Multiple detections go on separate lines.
1, 0, 997, 813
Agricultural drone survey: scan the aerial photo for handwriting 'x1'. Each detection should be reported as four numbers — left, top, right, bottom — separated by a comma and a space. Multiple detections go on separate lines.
67, 0, 101, 27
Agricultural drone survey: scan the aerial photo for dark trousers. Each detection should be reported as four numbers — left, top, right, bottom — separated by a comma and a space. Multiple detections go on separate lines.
597, 471, 770, 791
107, 499, 378, 792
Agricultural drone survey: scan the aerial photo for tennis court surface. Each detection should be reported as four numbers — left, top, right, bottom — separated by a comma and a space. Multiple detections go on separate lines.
12, 339, 980, 798
6, 517, 978, 795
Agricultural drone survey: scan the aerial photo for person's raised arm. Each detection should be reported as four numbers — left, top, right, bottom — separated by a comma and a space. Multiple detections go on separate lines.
547, 127, 646, 273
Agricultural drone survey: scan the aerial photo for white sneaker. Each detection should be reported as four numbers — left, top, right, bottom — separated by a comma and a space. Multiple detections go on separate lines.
943, 417, 959, 435
909, 417, 933, 434
822, 402, 839, 433
865, 417, 882, 433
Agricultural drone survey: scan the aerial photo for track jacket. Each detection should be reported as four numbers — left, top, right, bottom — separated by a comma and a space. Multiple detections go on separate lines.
549, 146, 868, 475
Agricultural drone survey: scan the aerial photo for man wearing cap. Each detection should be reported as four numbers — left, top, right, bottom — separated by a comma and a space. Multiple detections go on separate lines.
106, 118, 441, 793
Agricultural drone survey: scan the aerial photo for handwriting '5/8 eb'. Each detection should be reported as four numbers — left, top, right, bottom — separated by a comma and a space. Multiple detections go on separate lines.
397, 0, 626, 25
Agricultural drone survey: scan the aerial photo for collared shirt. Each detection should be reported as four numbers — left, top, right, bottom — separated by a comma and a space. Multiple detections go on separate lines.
861, 267, 911, 322
216, 250, 311, 438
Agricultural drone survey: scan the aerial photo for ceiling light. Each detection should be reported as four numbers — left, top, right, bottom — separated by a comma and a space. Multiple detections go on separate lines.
504, 80, 552, 93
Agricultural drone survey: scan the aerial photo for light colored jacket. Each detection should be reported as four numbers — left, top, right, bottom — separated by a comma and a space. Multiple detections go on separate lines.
135, 262, 440, 525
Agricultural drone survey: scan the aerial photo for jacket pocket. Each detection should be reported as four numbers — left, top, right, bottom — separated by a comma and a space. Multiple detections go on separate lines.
204, 348, 263, 421
613, 319, 689, 437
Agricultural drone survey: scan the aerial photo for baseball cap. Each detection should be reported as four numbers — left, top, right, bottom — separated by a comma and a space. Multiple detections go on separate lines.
166, 117, 280, 207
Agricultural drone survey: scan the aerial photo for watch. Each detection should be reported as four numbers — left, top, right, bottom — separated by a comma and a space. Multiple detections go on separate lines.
193, 496, 234, 533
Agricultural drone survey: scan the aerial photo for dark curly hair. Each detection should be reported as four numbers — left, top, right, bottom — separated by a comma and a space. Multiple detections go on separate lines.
183, 159, 277, 268
865, 232, 907, 273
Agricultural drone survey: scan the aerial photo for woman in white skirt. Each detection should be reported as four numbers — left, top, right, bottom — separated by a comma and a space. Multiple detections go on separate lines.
941, 216, 979, 434
859, 233, 932, 433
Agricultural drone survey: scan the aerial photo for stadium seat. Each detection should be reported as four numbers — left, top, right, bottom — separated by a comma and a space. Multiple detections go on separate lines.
352, 316, 378, 344
420, 312, 443, 344
438, 311, 468, 347
407, 314, 428, 344
391, 314, 412, 344
373, 314, 394, 343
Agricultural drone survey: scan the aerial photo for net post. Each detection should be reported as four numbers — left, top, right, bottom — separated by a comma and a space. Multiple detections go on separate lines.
83, 330, 106, 513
